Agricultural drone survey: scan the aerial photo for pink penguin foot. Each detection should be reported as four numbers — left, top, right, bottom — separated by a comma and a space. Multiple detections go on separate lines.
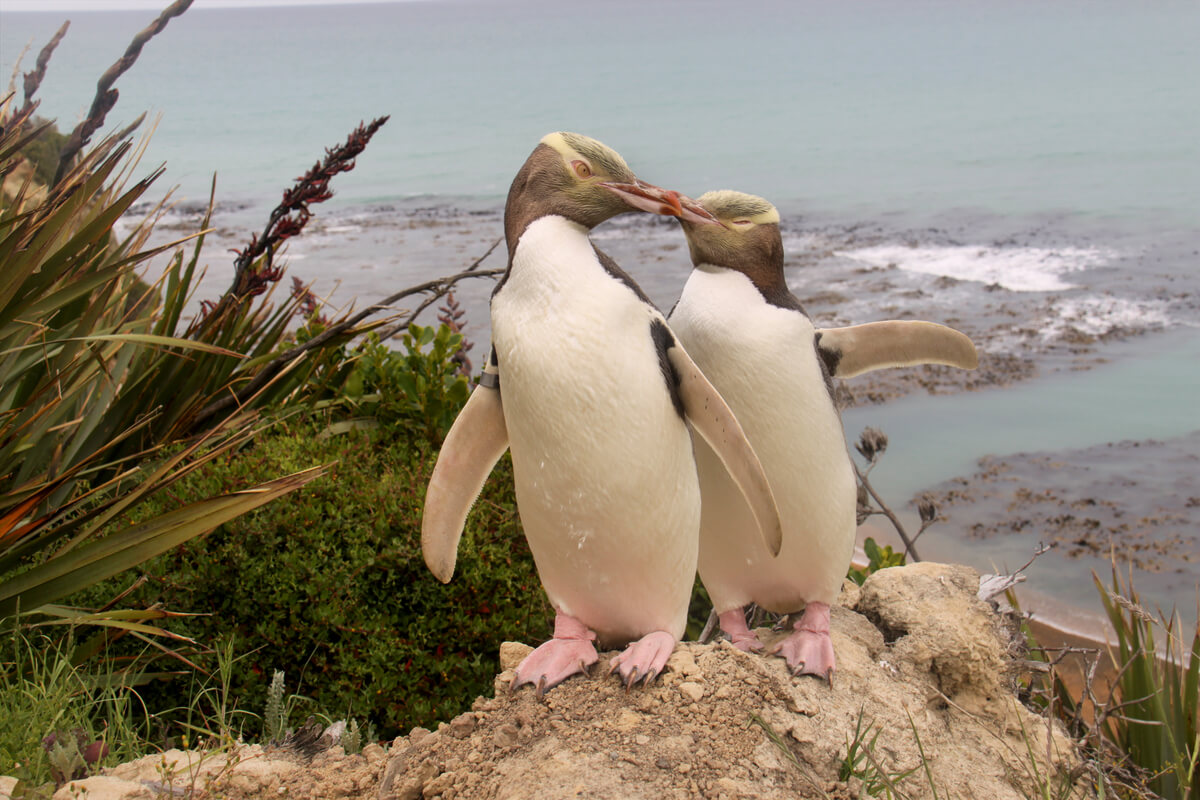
719, 608, 764, 653
609, 630, 676, 688
769, 601, 835, 684
511, 612, 598, 699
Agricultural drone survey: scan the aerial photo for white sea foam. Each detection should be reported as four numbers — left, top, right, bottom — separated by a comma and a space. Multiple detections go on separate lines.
1041, 296, 1172, 340
837, 244, 1117, 292
782, 231, 827, 252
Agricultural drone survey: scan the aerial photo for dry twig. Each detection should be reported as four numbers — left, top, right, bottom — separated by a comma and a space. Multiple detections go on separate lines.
375, 235, 503, 341
852, 427, 923, 561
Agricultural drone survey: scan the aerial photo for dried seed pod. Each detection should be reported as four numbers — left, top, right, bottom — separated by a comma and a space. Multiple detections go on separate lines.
855, 427, 889, 462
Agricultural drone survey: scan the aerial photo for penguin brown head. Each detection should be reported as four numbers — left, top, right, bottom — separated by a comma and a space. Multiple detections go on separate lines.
678, 191, 791, 304
505, 132, 693, 251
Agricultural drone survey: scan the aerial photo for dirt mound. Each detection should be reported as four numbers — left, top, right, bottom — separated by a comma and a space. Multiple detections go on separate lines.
45, 563, 1086, 800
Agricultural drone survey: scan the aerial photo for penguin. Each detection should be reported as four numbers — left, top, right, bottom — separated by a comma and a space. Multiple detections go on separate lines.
421, 136, 783, 696
668, 190, 978, 680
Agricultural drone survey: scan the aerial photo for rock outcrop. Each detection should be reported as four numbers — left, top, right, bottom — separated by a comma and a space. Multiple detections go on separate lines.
29, 563, 1086, 800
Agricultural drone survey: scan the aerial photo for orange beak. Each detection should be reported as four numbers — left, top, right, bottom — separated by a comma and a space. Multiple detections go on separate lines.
601, 180, 686, 217
678, 195, 722, 226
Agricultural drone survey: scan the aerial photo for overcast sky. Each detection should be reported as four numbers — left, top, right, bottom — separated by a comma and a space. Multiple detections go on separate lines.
0, 0, 408, 10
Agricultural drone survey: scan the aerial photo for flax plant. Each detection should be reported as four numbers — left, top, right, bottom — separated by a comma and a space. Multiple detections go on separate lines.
1096, 567, 1199, 800
0, 102, 335, 630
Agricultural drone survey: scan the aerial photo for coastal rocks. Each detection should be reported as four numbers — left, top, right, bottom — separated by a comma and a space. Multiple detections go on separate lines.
53, 562, 1084, 800
924, 436, 1200, 575
372, 562, 1081, 800
856, 561, 1011, 703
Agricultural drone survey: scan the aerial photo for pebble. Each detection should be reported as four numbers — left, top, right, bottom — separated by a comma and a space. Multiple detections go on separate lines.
678, 682, 704, 702
498, 641, 534, 671
492, 724, 520, 749
449, 713, 476, 739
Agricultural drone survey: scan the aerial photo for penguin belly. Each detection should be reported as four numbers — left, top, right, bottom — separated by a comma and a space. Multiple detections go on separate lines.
491, 216, 699, 647
671, 267, 856, 615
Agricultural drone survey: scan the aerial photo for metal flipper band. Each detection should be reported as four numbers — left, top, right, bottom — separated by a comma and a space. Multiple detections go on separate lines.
477, 372, 500, 390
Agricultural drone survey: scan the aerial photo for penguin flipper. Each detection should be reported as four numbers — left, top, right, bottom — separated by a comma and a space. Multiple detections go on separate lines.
421, 379, 509, 583
816, 320, 979, 379
664, 339, 784, 557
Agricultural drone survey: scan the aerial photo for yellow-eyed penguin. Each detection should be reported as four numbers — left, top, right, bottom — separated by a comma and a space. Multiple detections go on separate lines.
668, 191, 978, 680
421, 136, 783, 695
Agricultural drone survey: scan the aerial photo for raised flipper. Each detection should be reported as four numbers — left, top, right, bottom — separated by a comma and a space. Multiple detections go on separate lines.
661, 328, 784, 557
816, 320, 979, 379
421, 358, 508, 583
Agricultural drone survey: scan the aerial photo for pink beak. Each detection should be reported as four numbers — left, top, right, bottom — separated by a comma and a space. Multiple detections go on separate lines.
678, 195, 722, 226
600, 180, 686, 217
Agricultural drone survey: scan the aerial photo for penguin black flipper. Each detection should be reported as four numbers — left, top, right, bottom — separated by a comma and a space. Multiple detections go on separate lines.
815, 320, 979, 379
421, 356, 508, 583
652, 318, 784, 557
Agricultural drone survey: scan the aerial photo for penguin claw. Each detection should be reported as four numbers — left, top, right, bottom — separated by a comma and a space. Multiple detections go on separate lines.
772, 602, 836, 683
610, 631, 676, 690
773, 631, 836, 682
512, 636, 599, 698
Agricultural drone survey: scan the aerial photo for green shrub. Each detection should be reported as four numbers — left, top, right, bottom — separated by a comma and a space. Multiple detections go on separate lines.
335, 324, 472, 444
68, 420, 549, 740
847, 537, 906, 586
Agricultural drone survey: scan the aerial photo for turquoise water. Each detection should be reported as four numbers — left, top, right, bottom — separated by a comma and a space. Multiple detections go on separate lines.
3, 0, 1198, 223
843, 329, 1200, 502
843, 329, 1200, 625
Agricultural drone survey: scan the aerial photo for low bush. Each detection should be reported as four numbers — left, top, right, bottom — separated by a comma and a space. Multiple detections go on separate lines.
331, 324, 472, 444
68, 418, 549, 740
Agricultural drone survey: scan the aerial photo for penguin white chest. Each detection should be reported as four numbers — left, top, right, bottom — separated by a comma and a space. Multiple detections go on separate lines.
671, 266, 856, 612
489, 216, 699, 644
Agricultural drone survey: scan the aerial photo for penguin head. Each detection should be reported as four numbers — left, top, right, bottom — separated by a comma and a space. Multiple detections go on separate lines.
678, 190, 784, 272
506, 132, 690, 235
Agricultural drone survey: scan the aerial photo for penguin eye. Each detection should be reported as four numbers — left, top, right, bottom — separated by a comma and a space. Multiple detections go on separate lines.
732, 219, 753, 227
572, 160, 592, 179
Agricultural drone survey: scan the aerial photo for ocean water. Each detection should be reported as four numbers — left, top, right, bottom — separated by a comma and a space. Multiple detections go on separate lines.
4, 0, 1198, 221
3, 0, 1198, 628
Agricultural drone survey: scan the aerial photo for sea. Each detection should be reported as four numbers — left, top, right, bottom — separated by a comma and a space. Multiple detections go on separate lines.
3, 0, 1198, 636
